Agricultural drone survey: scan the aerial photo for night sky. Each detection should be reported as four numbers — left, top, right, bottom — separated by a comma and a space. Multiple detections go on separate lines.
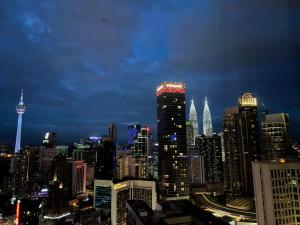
0, 0, 299, 145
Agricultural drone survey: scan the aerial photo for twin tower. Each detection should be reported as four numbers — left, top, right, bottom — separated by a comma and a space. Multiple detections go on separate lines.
189, 96, 213, 143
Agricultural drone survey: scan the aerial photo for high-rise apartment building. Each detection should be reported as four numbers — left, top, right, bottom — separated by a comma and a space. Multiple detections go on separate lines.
116, 153, 136, 180
156, 82, 189, 200
261, 113, 295, 160
252, 161, 300, 225
189, 148, 205, 184
196, 134, 223, 183
223, 106, 241, 195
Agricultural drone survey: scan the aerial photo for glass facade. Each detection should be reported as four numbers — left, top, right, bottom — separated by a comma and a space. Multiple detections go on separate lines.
95, 186, 111, 209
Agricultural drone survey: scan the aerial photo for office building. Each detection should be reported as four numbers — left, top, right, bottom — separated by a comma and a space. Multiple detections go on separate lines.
252, 161, 300, 225
156, 82, 189, 200
94, 179, 112, 210
112, 179, 156, 225
128, 124, 141, 145
131, 126, 153, 178
95, 137, 115, 180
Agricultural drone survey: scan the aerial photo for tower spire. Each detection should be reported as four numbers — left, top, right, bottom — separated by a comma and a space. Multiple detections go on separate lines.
15, 89, 26, 153
203, 96, 213, 136
20, 88, 24, 104
189, 98, 199, 144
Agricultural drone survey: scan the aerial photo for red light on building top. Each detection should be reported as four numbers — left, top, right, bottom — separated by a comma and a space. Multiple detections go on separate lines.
146, 126, 151, 134
156, 82, 185, 96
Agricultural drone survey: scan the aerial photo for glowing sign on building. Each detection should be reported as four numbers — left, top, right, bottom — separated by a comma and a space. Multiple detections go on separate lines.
239, 93, 257, 107
113, 182, 127, 190
156, 82, 185, 96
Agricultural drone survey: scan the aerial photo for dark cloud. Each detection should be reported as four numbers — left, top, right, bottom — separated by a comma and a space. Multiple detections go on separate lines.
0, 0, 299, 145
168, 0, 300, 73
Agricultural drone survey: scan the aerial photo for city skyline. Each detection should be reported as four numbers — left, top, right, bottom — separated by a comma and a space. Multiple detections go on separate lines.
1, 1, 300, 225
1, 86, 300, 146
0, 0, 299, 145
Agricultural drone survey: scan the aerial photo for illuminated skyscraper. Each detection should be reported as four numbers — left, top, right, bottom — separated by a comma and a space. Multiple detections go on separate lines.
189, 99, 199, 144
203, 97, 213, 137
15, 89, 26, 153
132, 126, 153, 178
223, 93, 260, 197
157, 82, 189, 200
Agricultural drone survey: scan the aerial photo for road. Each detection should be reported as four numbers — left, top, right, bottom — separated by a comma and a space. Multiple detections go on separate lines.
196, 194, 256, 220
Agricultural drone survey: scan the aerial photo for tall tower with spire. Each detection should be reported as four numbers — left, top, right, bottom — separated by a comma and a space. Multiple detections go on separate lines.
189, 99, 199, 144
15, 89, 26, 153
203, 96, 213, 137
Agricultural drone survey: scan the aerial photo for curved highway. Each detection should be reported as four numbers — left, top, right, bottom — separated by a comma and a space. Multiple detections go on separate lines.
196, 194, 256, 220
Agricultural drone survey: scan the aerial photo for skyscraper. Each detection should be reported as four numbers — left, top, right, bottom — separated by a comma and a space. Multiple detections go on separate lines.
15, 89, 26, 153
189, 99, 199, 144
238, 93, 260, 197
186, 121, 194, 147
223, 106, 241, 195
109, 123, 117, 144
131, 126, 153, 178
95, 137, 115, 180
223, 93, 260, 197
128, 124, 141, 146
42, 132, 58, 147
203, 97, 213, 137
195, 134, 223, 183
157, 82, 189, 200
111, 179, 156, 225
252, 161, 300, 225
261, 113, 295, 160
69, 160, 87, 197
